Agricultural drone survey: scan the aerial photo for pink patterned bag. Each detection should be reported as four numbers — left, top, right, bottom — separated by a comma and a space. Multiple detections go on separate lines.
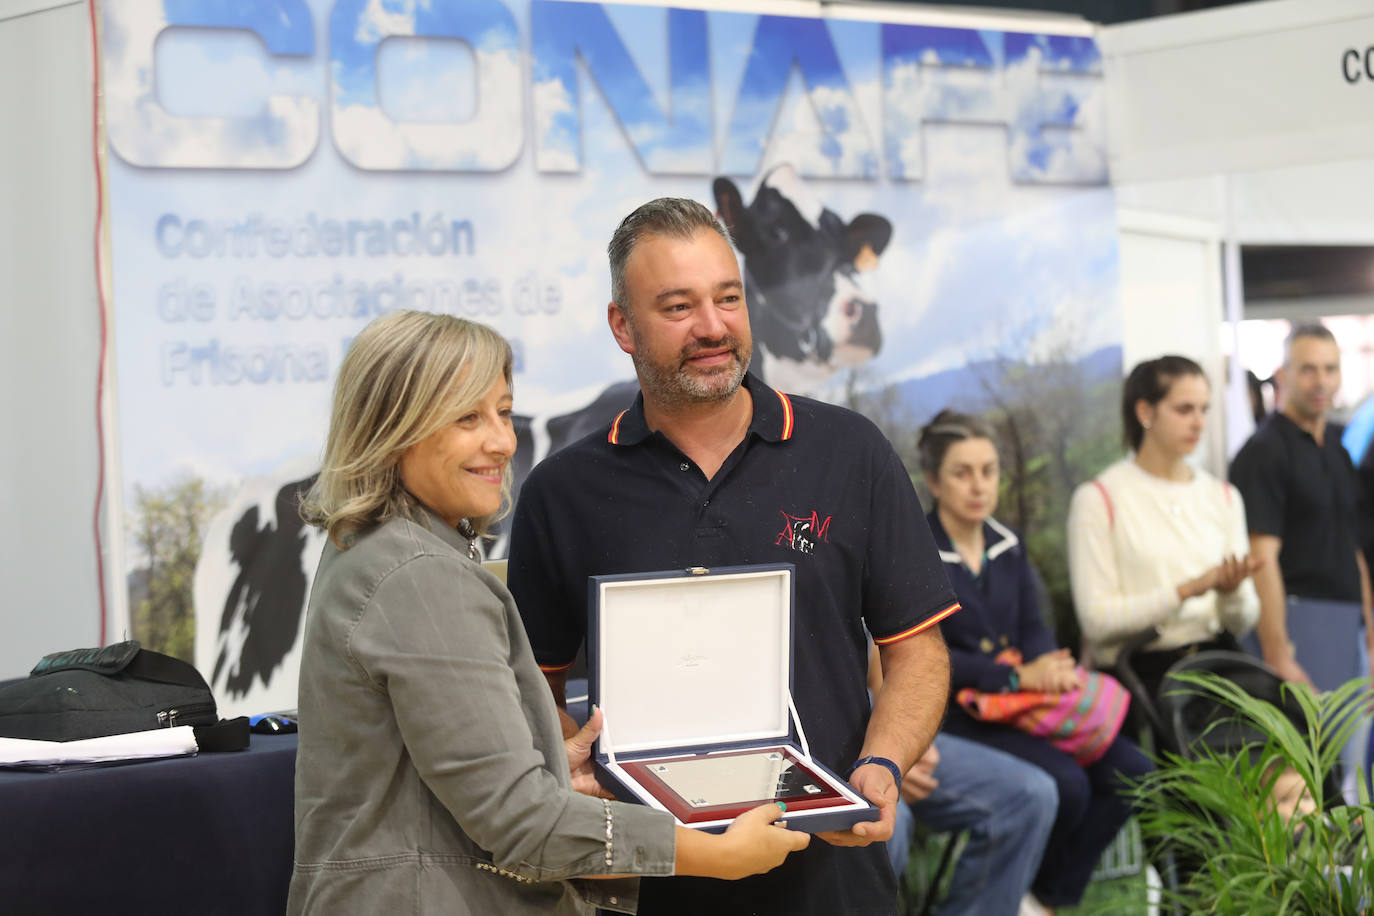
954, 649, 1132, 765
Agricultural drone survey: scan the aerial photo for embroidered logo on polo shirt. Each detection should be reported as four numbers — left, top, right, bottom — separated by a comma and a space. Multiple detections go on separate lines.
775, 510, 831, 554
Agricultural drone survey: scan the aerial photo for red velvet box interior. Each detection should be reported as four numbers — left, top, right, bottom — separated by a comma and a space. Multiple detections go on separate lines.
620, 746, 849, 823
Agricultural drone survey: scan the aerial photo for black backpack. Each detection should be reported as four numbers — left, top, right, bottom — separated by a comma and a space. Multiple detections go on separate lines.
0, 640, 247, 749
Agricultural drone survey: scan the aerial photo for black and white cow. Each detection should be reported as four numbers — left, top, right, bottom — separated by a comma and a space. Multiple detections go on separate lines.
714, 163, 887, 392
192, 167, 889, 715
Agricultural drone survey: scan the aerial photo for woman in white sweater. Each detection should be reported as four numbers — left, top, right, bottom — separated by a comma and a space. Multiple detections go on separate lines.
1067, 356, 1261, 699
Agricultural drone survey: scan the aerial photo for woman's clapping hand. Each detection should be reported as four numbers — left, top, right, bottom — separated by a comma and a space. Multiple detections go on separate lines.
1214, 554, 1263, 593
1178, 554, 1263, 600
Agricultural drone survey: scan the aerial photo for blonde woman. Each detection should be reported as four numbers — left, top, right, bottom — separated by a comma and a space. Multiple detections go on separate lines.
288, 311, 806, 916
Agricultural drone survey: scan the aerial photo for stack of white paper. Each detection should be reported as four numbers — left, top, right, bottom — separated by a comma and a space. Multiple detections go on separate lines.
0, 726, 198, 770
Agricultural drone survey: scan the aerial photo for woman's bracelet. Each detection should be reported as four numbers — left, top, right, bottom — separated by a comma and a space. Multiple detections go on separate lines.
602, 798, 613, 868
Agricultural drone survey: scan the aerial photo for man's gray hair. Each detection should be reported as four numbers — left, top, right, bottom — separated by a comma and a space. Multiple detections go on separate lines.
1283, 322, 1338, 366
608, 197, 733, 313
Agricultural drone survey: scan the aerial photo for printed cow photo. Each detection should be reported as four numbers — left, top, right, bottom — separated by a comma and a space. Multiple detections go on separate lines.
713, 163, 887, 393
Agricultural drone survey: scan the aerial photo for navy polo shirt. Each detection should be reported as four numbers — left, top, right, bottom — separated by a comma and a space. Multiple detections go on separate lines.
1229, 413, 1361, 602
508, 373, 957, 916
927, 510, 1057, 695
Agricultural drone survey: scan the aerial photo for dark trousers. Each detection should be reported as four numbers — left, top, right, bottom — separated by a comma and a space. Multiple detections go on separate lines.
1125, 635, 1239, 707
943, 712, 1154, 907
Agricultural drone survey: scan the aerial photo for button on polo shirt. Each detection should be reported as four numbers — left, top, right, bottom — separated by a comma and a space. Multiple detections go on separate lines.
1230, 413, 1361, 602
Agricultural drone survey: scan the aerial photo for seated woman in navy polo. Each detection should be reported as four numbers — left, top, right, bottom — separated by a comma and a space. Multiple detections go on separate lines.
918, 409, 1152, 912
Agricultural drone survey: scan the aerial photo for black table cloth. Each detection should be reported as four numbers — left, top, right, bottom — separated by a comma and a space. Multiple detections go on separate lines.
0, 732, 297, 916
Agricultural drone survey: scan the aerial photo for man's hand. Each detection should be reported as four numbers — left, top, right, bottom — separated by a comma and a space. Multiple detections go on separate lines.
815, 762, 897, 847
565, 706, 615, 798
1268, 653, 1314, 689
900, 743, 939, 803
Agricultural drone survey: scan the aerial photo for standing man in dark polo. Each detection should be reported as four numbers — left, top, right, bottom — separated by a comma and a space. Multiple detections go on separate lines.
1229, 324, 1373, 789
509, 198, 957, 915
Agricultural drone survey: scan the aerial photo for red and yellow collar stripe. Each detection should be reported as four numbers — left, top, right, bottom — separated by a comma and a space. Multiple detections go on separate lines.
607, 410, 628, 444
538, 660, 575, 674
775, 389, 794, 440
608, 390, 791, 444
873, 602, 961, 645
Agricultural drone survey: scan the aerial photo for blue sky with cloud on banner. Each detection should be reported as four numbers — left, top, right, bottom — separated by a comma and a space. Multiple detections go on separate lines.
100, 0, 1119, 504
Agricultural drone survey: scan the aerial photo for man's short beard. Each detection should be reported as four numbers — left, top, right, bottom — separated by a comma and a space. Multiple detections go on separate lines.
631, 335, 751, 409
1292, 396, 1327, 423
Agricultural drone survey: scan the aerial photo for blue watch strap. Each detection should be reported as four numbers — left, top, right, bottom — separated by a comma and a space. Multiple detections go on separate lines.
849, 754, 903, 785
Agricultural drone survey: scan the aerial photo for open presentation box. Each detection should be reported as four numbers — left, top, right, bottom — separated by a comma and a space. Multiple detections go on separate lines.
587, 564, 879, 834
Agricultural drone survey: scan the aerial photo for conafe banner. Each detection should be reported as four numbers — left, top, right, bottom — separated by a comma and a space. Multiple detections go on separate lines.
101, 0, 1121, 716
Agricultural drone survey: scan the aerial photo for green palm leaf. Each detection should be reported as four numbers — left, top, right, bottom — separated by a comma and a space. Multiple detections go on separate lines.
1121, 671, 1372, 916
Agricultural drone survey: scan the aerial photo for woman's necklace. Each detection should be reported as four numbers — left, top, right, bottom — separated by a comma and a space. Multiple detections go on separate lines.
458, 519, 479, 560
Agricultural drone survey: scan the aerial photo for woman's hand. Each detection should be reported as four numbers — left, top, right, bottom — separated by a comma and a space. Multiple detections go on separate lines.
565, 707, 615, 799
1015, 648, 1082, 693
1178, 554, 1262, 600
721, 802, 814, 877
675, 803, 811, 879
1215, 554, 1262, 593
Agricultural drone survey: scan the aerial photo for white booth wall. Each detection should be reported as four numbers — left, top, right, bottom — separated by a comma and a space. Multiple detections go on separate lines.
1114, 209, 1228, 471
1099, 0, 1374, 471
0, 0, 112, 677
1114, 163, 1374, 249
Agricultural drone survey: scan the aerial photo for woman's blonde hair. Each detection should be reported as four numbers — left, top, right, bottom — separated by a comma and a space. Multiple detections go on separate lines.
300, 310, 514, 548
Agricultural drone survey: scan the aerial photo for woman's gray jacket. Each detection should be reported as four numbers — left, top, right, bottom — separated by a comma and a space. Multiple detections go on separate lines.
286, 509, 676, 915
